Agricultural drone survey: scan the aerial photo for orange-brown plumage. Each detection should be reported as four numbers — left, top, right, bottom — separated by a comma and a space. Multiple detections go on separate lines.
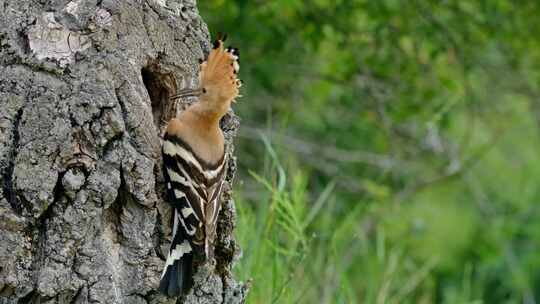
166, 36, 241, 164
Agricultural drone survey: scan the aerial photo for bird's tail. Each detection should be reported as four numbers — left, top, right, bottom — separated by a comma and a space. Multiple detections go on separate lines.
159, 209, 194, 297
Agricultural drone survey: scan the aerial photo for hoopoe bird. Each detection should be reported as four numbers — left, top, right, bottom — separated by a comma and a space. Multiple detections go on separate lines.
159, 35, 241, 297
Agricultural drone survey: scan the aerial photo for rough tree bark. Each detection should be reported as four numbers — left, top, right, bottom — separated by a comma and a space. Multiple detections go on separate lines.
0, 0, 247, 303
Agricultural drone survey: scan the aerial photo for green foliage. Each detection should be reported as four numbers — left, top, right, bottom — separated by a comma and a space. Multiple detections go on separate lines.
200, 1, 540, 303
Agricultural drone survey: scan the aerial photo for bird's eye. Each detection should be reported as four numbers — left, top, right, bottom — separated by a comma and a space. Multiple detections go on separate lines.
202, 88, 207, 94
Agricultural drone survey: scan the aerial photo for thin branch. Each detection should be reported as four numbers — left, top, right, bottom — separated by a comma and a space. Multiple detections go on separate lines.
238, 126, 400, 170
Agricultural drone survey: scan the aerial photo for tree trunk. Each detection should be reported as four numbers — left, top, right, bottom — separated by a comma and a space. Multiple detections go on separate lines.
0, 1, 247, 303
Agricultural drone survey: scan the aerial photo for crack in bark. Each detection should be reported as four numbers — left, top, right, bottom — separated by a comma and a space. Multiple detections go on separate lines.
69, 286, 84, 304
17, 290, 37, 304
3, 107, 23, 214
104, 167, 126, 245
145, 0, 162, 18
153, 203, 166, 260
114, 81, 132, 133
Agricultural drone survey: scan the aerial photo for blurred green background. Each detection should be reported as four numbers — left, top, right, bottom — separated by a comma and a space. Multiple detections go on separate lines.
200, 1, 540, 303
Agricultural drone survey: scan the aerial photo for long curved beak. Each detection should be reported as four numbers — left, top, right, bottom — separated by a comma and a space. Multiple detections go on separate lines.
169, 88, 204, 100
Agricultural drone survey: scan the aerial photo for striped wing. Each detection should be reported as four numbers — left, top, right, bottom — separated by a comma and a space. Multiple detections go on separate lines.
162, 133, 227, 257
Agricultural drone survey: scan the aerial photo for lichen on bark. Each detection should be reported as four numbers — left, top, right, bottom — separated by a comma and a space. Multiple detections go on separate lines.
0, 1, 247, 303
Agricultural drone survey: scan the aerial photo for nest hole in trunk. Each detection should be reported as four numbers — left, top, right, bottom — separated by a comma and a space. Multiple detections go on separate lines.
141, 64, 178, 130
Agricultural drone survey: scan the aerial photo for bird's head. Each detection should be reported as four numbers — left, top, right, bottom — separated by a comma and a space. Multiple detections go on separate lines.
171, 34, 242, 119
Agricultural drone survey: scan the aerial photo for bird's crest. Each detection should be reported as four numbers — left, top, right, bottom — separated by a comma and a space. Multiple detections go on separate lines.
170, 33, 242, 103
199, 33, 242, 102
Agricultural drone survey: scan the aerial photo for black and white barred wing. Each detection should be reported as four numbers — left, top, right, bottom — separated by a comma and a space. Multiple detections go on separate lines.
162, 137, 206, 243
162, 134, 227, 249
159, 134, 227, 296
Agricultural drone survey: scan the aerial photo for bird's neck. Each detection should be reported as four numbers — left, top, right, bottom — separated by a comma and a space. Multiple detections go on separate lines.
179, 103, 223, 139
188, 98, 229, 127
173, 108, 225, 163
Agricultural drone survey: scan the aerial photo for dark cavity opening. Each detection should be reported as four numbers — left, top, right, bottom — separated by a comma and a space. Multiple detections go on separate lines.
141, 65, 177, 130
